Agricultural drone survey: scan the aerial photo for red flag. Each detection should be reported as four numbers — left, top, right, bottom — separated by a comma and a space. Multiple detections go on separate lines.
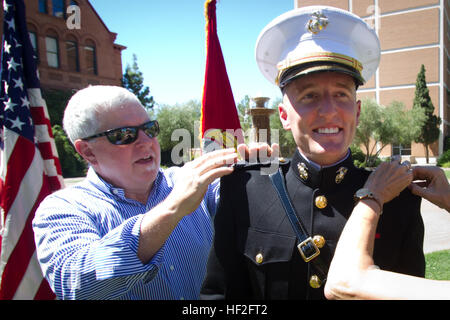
0, 0, 63, 299
201, 0, 243, 151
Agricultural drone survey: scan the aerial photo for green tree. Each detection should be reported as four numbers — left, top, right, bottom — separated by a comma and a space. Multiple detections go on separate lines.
354, 98, 384, 165
52, 125, 87, 177
355, 98, 425, 166
384, 101, 425, 146
156, 100, 201, 166
122, 54, 155, 110
413, 64, 441, 163
268, 97, 297, 157
42, 88, 74, 126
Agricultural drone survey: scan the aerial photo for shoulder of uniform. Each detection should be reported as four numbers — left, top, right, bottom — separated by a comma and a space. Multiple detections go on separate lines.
232, 157, 291, 172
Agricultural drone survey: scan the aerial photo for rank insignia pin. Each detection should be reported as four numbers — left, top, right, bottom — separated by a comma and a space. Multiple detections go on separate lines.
335, 167, 348, 184
298, 162, 309, 181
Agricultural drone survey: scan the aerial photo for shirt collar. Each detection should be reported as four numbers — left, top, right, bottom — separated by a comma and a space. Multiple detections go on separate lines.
86, 167, 162, 204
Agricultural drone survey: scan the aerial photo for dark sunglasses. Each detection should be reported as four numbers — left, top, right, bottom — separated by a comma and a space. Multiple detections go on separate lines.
82, 120, 159, 145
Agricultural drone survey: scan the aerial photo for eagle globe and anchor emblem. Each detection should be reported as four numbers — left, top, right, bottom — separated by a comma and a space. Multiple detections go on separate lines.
307, 11, 329, 34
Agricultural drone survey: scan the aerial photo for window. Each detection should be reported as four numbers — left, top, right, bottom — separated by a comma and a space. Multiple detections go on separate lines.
28, 31, 39, 63
66, 39, 79, 72
29, 32, 37, 50
52, 0, 65, 18
38, 0, 47, 13
84, 40, 97, 75
392, 143, 411, 156
46, 36, 59, 68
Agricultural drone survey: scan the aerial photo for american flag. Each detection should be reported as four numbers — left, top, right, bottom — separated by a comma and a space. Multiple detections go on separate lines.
0, 0, 63, 299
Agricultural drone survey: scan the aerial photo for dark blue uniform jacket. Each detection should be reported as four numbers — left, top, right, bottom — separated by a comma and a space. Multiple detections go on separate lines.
201, 150, 425, 300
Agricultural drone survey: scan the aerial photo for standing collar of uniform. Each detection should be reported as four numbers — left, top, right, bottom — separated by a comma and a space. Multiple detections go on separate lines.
296, 149, 351, 170
290, 149, 355, 190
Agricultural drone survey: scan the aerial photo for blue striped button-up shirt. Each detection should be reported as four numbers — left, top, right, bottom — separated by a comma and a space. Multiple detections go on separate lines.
33, 167, 219, 300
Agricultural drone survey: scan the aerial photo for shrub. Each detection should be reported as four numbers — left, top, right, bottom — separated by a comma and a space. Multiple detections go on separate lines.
350, 144, 365, 163
437, 149, 450, 167
444, 136, 450, 152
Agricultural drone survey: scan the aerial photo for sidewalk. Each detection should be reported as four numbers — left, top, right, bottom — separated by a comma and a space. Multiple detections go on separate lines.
421, 198, 450, 253
416, 167, 450, 253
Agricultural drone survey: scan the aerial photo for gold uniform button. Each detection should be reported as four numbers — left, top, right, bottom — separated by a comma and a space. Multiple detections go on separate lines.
315, 195, 328, 209
309, 275, 322, 288
313, 235, 326, 248
255, 253, 264, 264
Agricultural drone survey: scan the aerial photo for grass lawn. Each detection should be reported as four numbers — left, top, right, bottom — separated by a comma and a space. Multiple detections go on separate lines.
425, 249, 450, 280
445, 169, 450, 179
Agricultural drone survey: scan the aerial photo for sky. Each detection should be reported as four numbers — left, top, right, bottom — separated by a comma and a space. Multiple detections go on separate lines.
89, 0, 295, 107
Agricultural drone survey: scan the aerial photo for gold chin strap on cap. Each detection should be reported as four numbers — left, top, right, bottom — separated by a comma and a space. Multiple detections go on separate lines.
276, 52, 364, 86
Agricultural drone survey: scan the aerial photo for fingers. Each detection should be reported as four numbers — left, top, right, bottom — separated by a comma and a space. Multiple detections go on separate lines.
410, 180, 429, 189
190, 148, 237, 167
198, 152, 237, 177
189, 148, 237, 183
409, 181, 428, 198
236, 142, 280, 162
409, 166, 450, 211
390, 155, 401, 163
271, 143, 280, 157
412, 166, 443, 182
400, 160, 411, 171
237, 144, 248, 160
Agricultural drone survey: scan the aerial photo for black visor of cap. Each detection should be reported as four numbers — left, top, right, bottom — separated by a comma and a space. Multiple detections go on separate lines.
279, 61, 364, 89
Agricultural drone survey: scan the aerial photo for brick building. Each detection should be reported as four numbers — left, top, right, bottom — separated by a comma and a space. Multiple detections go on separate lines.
1, 0, 125, 92
296, 0, 448, 163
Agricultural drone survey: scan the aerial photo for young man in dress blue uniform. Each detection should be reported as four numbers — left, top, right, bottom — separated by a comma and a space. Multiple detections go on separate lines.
201, 6, 425, 300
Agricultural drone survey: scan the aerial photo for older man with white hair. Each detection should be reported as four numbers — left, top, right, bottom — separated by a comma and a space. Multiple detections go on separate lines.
33, 85, 238, 300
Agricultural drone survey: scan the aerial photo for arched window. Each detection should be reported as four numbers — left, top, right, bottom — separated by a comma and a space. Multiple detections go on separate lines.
84, 40, 97, 75
52, 0, 65, 18
66, 36, 79, 72
27, 24, 39, 63
45, 30, 59, 68
38, 0, 48, 14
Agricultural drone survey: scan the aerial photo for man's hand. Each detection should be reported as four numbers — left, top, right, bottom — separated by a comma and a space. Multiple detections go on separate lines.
169, 148, 238, 215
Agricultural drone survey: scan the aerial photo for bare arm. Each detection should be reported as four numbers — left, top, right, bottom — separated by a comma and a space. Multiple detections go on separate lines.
325, 161, 450, 300
325, 200, 450, 300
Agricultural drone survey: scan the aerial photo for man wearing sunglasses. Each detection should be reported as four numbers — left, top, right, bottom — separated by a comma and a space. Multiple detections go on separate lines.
32, 85, 239, 299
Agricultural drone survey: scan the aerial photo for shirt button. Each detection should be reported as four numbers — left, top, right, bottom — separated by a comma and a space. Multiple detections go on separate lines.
112, 189, 119, 195
170, 265, 174, 271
